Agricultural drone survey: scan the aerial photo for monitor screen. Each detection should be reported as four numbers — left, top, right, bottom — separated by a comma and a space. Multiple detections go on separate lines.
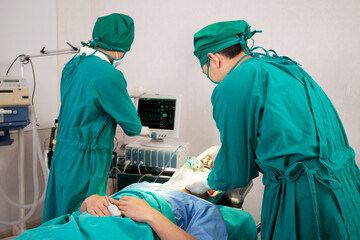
138, 98, 176, 130
135, 94, 181, 139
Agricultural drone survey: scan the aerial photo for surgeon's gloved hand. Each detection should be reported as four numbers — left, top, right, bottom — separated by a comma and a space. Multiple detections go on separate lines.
185, 172, 210, 195
128, 86, 149, 98
139, 126, 151, 137
197, 145, 221, 168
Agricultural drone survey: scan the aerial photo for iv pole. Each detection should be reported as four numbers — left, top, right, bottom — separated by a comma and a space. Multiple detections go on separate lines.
14, 43, 77, 234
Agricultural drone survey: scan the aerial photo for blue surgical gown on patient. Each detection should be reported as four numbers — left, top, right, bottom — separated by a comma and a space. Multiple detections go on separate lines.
124, 182, 229, 239
208, 56, 360, 240
43, 53, 142, 223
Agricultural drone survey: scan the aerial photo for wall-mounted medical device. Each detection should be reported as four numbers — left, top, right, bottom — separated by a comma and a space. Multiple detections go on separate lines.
0, 76, 30, 145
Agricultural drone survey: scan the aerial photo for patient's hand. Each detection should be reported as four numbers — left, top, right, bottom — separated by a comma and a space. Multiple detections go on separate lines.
181, 187, 219, 199
113, 196, 159, 223
114, 196, 196, 240
197, 145, 220, 168
201, 155, 215, 168
80, 195, 115, 217
203, 167, 212, 173
207, 189, 219, 198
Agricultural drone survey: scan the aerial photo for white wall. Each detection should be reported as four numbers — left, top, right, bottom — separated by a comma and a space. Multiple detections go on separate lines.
0, 0, 58, 128
0, 0, 56, 234
1, 0, 359, 235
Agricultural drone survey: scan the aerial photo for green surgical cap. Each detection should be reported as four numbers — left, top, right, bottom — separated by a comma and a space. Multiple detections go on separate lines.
89, 13, 134, 52
193, 20, 254, 67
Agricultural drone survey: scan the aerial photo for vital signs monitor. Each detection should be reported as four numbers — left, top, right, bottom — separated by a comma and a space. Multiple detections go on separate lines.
135, 94, 181, 140
126, 94, 188, 168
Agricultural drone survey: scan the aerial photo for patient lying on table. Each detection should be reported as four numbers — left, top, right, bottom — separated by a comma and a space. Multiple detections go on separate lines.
80, 182, 228, 240
16, 161, 257, 240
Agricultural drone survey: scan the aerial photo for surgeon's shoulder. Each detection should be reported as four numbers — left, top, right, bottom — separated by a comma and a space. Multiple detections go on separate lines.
98, 59, 126, 81
88, 57, 127, 88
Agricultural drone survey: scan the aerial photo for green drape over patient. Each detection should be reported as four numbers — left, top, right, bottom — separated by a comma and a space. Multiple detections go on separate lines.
208, 55, 360, 239
20, 189, 175, 240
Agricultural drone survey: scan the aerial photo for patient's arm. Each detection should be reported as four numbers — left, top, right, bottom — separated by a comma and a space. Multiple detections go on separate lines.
180, 188, 219, 199
114, 196, 196, 240
80, 195, 114, 216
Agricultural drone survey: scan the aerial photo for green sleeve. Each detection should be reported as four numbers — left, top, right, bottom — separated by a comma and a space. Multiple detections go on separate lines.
208, 61, 262, 190
94, 71, 142, 136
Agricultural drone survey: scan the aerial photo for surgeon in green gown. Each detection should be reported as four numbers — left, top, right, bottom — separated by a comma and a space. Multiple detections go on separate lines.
43, 13, 145, 222
187, 20, 360, 240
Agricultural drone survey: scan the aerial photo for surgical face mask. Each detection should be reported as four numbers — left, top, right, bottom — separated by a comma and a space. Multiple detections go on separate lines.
112, 51, 125, 68
94, 47, 126, 68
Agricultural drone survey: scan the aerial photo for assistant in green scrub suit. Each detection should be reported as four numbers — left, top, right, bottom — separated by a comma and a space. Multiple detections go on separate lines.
43, 13, 143, 223
191, 20, 360, 240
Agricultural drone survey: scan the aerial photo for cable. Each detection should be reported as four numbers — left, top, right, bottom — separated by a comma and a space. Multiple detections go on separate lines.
5, 55, 26, 76
137, 162, 142, 175
111, 166, 124, 175
122, 160, 131, 173
6, 55, 37, 106
0, 106, 48, 225
154, 145, 189, 183
137, 174, 152, 183
28, 59, 36, 105
109, 165, 127, 194
107, 137, 119, 180
153, 157, 172, 183
46, 120, 58, 170
113, 137, 118, 152
7, 55, 37, 106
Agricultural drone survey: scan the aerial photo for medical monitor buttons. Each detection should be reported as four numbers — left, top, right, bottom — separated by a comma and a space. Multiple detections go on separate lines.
150, 132, 168, 139
145, 150, 151, 166
125, 140, 188, 169
139, 150, 144, 163
171, 152, 177, 168
126, 148, 132, 161
151, 132, 157, 139
132, 149, 138, 165
156, 134, 166, 138
151, 150, 157, 166
158, 151, 164, 167
165, 152, 170, 168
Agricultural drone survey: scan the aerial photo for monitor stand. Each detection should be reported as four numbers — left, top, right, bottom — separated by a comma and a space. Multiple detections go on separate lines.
139, 138, 172, 148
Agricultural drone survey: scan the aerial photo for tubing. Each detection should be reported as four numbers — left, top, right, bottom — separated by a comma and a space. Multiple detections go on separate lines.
0, 106, 49, 225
